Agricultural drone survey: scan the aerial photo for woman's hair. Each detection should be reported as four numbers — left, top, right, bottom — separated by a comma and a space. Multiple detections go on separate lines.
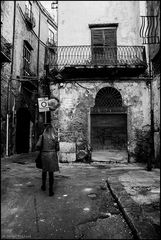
43, 125, 56, 139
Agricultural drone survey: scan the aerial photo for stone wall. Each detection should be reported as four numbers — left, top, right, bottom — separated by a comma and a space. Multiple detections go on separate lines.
51, 79, 151, 163
1, 1, 57, 156
146, 1, 160, 167
152, 74, 160, 167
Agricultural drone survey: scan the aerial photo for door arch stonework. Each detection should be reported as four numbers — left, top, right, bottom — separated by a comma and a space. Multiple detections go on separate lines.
90, 86, 127, 151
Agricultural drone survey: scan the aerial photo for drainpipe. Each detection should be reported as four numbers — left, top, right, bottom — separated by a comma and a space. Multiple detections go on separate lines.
6, 1, 16, 156
147, 75, 154, 171
34, 7, 41, 144
147, 56, 154, 171
37, 9, 40, 79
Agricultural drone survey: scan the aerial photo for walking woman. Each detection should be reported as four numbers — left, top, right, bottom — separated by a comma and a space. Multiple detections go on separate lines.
36, 124, 59, 196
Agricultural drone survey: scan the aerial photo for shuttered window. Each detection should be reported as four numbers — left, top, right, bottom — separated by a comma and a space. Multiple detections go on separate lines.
90, 25, 118, 64
91, 28, 117, 46
23, 40, 33, 76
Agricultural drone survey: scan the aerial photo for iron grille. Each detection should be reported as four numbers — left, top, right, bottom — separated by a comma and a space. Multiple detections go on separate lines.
48, 45, 147, 70
95, 87, 122, 107
140, 16, 160, 44
1, 35, 12, 62
91, 107, 127, 113
24, 5, 36, 28
47, 38, 56, 47
91, 87, 127, 113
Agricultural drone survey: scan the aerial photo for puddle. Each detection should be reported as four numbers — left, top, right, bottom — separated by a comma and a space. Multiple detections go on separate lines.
83, 188, 93, 192
26, 182, 35, 187
14, 184, 23, 187
99, 212, 112, 218
83, 207, 90, 212
88, 193, 97, 199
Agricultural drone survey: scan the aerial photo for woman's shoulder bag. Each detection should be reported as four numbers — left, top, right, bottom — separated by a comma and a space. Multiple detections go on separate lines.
35, 135, 43, 169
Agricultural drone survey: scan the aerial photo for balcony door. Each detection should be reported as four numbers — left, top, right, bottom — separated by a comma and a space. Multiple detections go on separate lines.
90, 24, 118, 65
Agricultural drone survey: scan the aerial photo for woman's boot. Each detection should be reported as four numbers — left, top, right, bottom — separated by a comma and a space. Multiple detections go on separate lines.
49, 172, 54, 196
41, 171, 47, 191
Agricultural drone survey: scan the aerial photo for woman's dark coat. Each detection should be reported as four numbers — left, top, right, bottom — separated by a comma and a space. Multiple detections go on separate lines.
36, 134, 59, 172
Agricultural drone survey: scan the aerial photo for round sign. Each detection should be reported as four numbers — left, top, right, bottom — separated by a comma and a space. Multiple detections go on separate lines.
41, 101, 47, 107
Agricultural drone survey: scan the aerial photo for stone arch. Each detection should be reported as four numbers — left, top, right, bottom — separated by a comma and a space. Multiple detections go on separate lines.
94, 86, 123, 109
90, 86, 127, 153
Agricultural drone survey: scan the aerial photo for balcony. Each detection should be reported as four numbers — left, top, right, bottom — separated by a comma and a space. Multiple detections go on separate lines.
47, 38, 56, 48
1, 35, 12, 62
49, 45, 147, 79
24, 6, 36, 29
21, 67, 38, 90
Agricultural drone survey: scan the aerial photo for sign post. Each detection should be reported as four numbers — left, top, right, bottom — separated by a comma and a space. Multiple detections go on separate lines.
38, 97, 49, 112
38, 97, 49, 123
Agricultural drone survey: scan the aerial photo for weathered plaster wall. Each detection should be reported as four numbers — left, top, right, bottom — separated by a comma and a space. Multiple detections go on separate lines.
1, 1, 14, 157
1, 0, 14, 116
51, 80, 151, 163
1, 1, 57, 156
146, 1, 160, 167
58, 1, 142, 46
152, 75, 160, 166
1, 1, 14, 42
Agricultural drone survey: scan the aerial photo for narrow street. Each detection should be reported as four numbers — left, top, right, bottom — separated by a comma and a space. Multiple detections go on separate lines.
1, 1, 160, 239
1, 154, 134, 239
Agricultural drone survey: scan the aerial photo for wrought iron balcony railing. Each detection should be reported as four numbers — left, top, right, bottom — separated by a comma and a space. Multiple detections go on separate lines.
1, 35, 12, 62
48, 45, 147, 70
140, 16, 160, 44
47, 38, 56, 47
24, 5, 36, 28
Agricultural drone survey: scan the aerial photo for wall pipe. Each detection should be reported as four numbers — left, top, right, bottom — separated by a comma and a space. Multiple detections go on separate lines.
6, 1, 16, 156
34, 7, 41, 145
147, 66, 154, 171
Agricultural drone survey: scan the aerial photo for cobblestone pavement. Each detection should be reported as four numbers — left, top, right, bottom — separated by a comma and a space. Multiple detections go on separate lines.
1, 153, 160, 239
1, 153, 133, 239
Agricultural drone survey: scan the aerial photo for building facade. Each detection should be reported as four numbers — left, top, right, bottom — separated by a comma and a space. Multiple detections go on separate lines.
49, 1, 156, 164
1, 1, 57, 156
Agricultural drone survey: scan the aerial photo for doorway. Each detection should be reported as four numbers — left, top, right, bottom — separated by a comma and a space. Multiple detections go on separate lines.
16, 107, 31, 153
90, 87, 128, 162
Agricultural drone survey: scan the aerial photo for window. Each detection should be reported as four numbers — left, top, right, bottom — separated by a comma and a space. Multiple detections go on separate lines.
23, 41, 33, 76
91, 28, 117, 46
48, 29, 54, 44
89, 24, 118, 64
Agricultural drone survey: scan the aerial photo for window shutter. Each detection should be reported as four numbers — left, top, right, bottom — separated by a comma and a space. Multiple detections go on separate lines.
104, 29, 116, 46
90, 27, 117, 65
91, 29, 104, 45
91, 28, 117, 46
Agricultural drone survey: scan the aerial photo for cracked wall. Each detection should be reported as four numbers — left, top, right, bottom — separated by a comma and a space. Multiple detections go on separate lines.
51, 80, 151, 163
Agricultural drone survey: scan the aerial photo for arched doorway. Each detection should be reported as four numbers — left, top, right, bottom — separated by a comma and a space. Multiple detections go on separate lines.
16, 107, 31, 153
91, 87, 127, 154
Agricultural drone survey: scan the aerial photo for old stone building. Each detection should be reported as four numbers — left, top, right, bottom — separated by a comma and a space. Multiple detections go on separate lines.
49, 1, 158, 165
1, 1, 57, 156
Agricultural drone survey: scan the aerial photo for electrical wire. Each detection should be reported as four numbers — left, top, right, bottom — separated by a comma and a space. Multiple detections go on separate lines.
75, 82, 102, 91
23, 86, 38, 94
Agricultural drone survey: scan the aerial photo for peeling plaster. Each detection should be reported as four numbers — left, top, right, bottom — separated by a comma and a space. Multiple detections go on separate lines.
51, 80, 151, 163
